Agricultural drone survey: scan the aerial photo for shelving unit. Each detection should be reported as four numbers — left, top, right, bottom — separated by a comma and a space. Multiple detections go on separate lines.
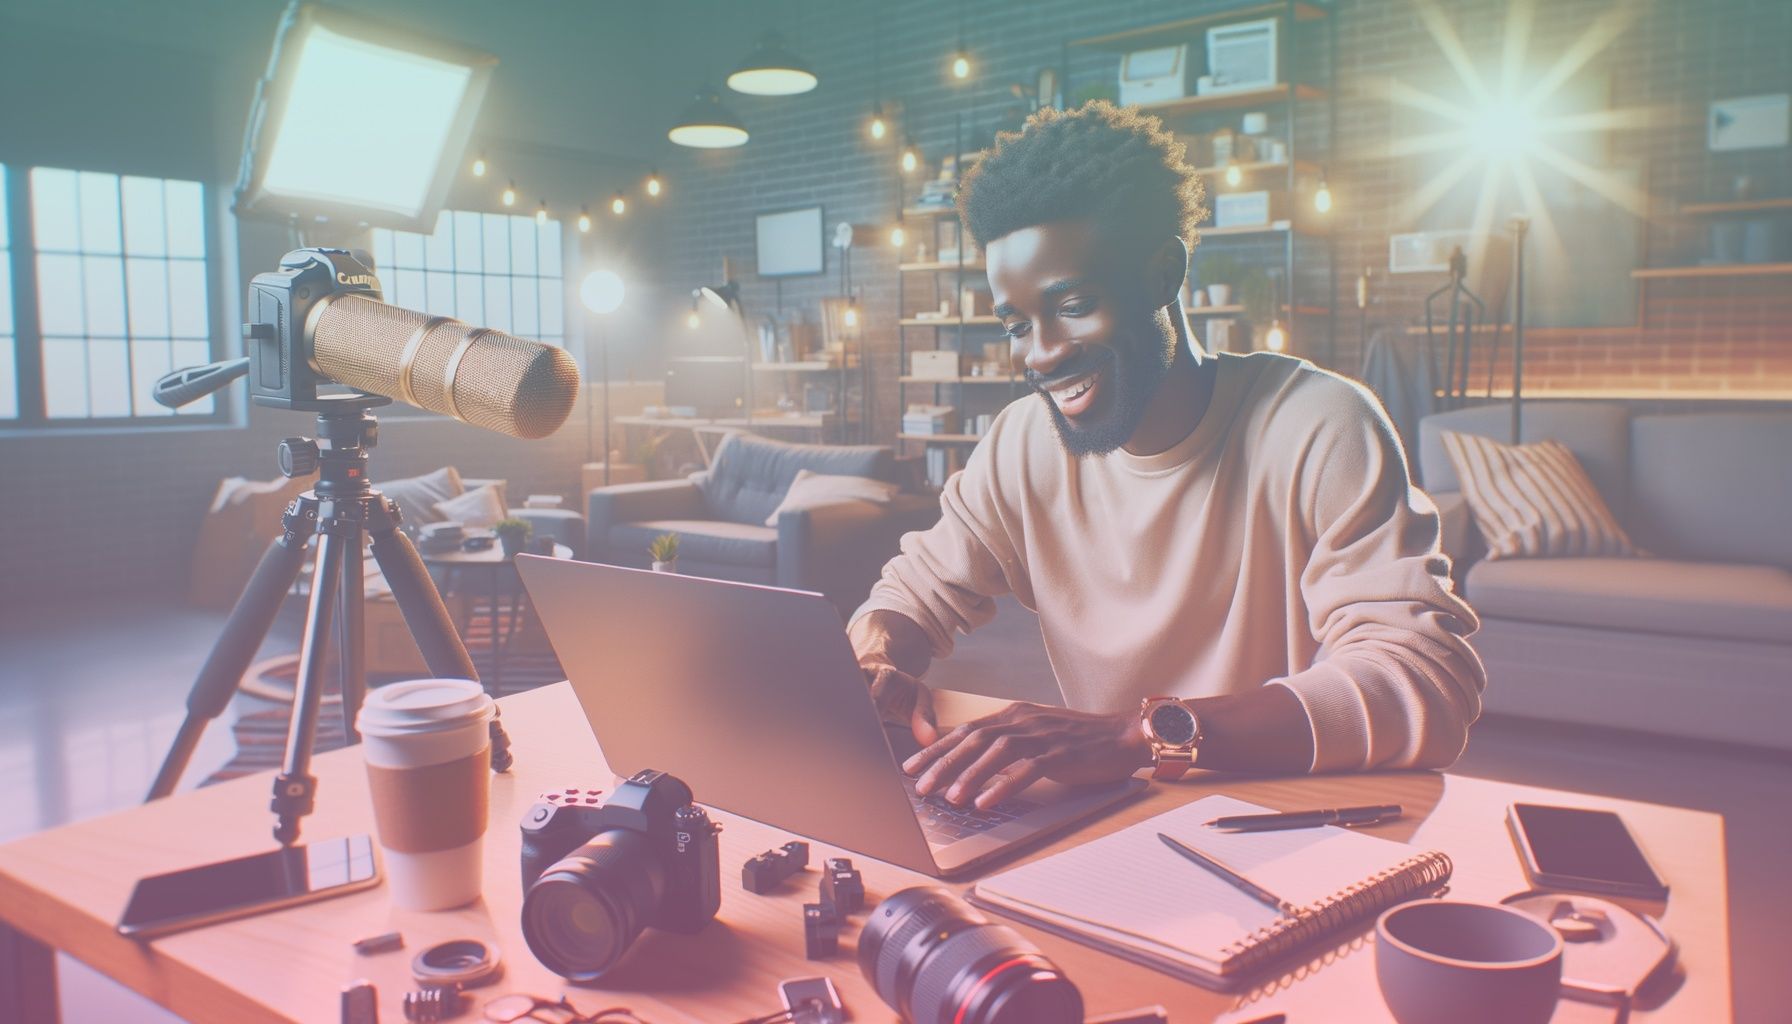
894, 253, 1020, 487
1067, 1, 1338, 360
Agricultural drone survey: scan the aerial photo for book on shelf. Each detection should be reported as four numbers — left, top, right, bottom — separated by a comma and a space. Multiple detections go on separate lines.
924, 446, 965, 488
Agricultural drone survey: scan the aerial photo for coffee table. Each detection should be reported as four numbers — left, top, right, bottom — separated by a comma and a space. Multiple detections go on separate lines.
420, 541, 571, 694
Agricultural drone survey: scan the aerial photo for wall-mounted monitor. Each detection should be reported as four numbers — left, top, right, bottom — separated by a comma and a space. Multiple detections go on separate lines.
756, 205, 825, 277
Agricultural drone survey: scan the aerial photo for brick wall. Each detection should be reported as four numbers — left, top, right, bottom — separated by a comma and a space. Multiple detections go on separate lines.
653, 0, 1792, 443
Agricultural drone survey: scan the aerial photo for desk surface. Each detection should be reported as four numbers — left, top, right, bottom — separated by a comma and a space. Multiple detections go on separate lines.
0, 684, 1730, 1023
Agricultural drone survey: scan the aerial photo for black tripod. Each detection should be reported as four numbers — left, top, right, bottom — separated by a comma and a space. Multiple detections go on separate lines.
147, 395, 512, 846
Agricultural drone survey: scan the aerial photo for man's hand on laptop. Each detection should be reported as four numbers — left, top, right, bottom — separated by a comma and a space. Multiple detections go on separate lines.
903, 703, 1153, 810
865, 663, 940, 746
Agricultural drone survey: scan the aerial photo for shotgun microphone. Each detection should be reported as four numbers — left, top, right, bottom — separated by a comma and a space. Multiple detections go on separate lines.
225, 248, 579, 438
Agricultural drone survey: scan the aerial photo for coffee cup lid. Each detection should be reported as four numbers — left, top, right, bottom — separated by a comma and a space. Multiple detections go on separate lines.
358, 678, 495, 736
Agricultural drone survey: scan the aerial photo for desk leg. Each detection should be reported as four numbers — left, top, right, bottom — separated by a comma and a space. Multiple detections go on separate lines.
0, 920, 59, 1023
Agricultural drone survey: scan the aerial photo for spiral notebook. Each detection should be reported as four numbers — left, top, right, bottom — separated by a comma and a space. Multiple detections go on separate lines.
966, 795, 1452, 990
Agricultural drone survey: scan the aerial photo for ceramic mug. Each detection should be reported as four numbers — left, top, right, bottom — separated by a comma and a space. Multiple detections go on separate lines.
1376, 899, 1564, 1024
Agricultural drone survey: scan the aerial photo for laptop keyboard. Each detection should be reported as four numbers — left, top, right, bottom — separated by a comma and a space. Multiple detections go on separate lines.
908, 788, 1040, 846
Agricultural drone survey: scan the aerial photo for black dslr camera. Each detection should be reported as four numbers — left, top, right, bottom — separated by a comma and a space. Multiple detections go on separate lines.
519, 770, 721, 981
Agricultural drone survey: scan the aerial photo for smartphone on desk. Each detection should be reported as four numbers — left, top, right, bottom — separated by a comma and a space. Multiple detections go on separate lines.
118, 835, 380, 938
1507, 803, 1668, 901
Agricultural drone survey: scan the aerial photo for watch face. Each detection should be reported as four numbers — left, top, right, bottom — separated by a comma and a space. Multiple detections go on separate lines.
1149, 703, 1197, 746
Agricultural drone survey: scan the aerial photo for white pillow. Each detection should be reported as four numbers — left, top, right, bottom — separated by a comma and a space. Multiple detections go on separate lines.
1439, 430, 1639, 559
380, 466, 463, 528
765, 469, 901, 526
434, 484, 508, 530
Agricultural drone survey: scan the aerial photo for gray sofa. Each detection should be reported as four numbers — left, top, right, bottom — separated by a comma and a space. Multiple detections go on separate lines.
1416, 402, 1792, 750
586, 432, 940, 617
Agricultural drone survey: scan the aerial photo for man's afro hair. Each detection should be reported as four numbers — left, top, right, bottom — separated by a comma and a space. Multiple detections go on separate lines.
957, 100, 1207, 251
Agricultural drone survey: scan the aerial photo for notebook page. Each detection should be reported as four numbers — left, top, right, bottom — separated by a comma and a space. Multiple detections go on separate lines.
973, 795, 1419, 969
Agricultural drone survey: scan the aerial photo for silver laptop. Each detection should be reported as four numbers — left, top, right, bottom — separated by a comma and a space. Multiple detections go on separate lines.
516, 556, 1145, 878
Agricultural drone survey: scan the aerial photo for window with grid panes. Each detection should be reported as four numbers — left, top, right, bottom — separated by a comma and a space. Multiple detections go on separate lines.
0, 165, 14, 419
28, 167, 214, 420
370, 210, 565, 350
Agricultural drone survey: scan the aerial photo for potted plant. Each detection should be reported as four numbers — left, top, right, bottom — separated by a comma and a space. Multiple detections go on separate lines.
493, 517, 532, 558
1195, 253, 1244, 308
649, 532, 680, 573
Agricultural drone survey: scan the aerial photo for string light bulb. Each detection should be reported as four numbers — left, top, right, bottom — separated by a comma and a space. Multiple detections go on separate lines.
611, 192, 626, 216
951, 53, 971, 80
900, 140, 919, 174
869, 104, 888, 141
471, 152, 487, 177
843, 304, 859, 328
1314, 168, 1333, 213
1264, 320, 1288, 352
889, 224, 906, 249
1224, 162, 1242, 188
578, 206, 591, 233
646, 170, 663, 198
501, 181, 517, 207
535, 199, 548, 225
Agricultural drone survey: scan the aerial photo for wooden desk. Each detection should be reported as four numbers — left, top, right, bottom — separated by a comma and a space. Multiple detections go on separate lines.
0, 684, 1730, 1023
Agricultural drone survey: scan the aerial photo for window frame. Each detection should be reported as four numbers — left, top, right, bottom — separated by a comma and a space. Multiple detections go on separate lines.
1, 164, 233, 431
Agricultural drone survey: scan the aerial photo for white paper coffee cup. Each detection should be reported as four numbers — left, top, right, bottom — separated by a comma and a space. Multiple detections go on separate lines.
357, 678, 496, 911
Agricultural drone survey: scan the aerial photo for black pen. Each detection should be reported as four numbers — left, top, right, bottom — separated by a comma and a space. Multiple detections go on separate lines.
1205, 804, 1403, 832
1158, 833, 1298, 915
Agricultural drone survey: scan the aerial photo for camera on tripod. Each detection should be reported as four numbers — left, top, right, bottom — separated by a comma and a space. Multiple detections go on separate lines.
519, 769, 722, 982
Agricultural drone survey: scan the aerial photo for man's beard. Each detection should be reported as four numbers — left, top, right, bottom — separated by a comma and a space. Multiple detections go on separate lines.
1027, 330, 1175, 458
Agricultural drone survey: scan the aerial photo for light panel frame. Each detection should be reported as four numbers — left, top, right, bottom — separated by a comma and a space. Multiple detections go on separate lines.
234, 2, 495, 232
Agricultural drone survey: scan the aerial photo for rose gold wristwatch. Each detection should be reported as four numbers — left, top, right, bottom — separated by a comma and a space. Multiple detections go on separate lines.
1140, 696, 1204, 781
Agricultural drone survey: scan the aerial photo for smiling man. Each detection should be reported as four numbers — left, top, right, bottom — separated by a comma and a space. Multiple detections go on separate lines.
848, 102, 1484, 810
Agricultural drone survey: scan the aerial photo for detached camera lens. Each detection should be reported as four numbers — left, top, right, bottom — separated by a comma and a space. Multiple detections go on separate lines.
520, 828, 664, 981
859, 886, 1082, 1024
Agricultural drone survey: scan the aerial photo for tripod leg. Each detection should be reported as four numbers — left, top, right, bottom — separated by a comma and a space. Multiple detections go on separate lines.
148, 530, 310, 801
368, 524, 514, 771
339, 525, 367, 745
273, 529, 345, 846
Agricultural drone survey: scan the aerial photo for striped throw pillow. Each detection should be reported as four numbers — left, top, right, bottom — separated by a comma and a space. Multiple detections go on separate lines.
1439, 430, 1639, 560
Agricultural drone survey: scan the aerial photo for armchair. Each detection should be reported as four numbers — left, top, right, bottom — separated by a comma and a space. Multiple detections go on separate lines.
586, 432, 940, 616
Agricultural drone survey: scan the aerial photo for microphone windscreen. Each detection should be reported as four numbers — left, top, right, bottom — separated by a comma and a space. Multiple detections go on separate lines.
309, 294, 579, 439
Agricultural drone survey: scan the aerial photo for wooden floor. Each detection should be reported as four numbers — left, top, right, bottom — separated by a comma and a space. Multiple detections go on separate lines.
2, 593, 1787, 1022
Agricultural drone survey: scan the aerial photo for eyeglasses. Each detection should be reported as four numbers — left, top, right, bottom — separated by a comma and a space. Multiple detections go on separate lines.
481, 994, 652, 1024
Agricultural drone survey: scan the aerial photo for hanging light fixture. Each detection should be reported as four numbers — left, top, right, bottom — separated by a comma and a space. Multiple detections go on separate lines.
471, 151, 487, 177
501, 180, 517, 206
843, 304, 859, 328
889, 223, 906, 249
669, 83, 749, 148
869, 104, 888, 141
951, 52, 971, 80
726, 30, 818, 95
900, 138, 919, 175
646, 170, 663, 198
1314, 166, 1333, 213
611, 192, 627, 216
1264, 320, 1288, 352
577, 206, 592, 233
535, 199, 548, 225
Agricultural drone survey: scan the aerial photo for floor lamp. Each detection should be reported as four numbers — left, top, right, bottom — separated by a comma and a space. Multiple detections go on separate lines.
580, 270, 626, 485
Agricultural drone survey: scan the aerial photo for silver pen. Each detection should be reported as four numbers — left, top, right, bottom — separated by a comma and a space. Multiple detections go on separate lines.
1158, 832, 1298, 915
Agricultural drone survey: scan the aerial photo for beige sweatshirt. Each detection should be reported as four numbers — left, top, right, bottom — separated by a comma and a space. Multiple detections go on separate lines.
853, 351, 1484, 772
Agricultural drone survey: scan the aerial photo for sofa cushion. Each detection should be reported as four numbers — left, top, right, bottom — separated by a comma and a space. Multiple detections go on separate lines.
1466, 556, 1792, 644
1629, 413, 1792, 570
694, 432, 896, 527
607, 519, 778, 568
764, 470, 902, 526
434, 483, 507, 529
379, 466, 463, 528
1418, 403, 1632, 517
1439, 431, 1638, 560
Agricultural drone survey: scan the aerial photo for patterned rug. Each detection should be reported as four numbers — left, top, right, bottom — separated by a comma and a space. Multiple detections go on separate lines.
203, 597, 563, 785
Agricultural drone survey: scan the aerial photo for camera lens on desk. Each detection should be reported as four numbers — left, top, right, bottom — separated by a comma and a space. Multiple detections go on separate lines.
521, 829, 664, 981
859, 886, 1083, 1024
